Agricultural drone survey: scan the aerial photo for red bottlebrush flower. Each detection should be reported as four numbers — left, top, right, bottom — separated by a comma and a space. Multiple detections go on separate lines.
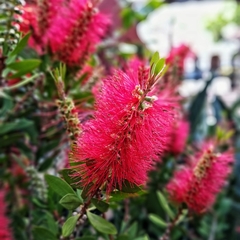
163, 44, 194, 86
18, 0, 109, 64
70, 62, 177, 196
47, 0, 109, 65
0, 191, 12, 240
169, 119, 189, 155
18, 0, 62, 53
166, 143, 233, 213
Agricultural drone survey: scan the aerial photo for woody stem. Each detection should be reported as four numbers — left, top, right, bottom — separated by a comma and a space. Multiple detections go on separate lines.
159, 208, 183, 240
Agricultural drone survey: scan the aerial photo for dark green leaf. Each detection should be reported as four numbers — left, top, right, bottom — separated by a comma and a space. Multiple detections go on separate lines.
7, 59, 41, 78
9, 32, 31, 57
59, 168, 82, 188
87, 211, 117, 235
156, 191, 175, 219
110, 190, 146, 202
62, 214, 79, 237
121, 180, 142, 193
0, 119, 33, 135
91, 198, 109, 212
134, 235, 149, 240
116, 235, 129, 240
44, 211, 58, 235
59, 193, 82, 210
149, 214, 167, 228
81, 182, 93, 199
0, 94, 13, 116
32, 227, 57, 240
76, 189, 83, 202
38, 157, 55, 172
45, 174, 75, 197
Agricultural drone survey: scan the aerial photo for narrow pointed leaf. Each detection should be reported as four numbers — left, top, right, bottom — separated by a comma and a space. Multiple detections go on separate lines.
7, 59, 41, 78
126, 222, 137, 238
157, 191, 175, 219
134, 235, 149, 240
154, 58, 165, 75
9, 32, 31, 57
45, 174, 75, 197
176, 209, 188, 225
150, 51, 160, 66
149, 214, 167, 228
87, 211, 117, 235
62, 214, 79, 237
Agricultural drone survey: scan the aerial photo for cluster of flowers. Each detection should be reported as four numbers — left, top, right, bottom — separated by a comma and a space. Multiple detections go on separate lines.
163, 44, 193, 87
68, 55, 233, 213
18, 0, 109, 65
17, 0, 234, 215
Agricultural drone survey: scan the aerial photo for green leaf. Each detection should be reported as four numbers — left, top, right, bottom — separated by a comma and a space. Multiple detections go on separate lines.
134, 235, 149, 240
7, 59, 41, 78
62, 214, 79, 237
45, 174, 75, 197
9, 32, 31, 57
5, 73, 39, 90
59, 193, 82, 210
32, 226, 57, 240
121, 180, 142, 193
176, 209, 188, 225
110, 190, 146, 202
0, 95, 13, 116
91, 198, 109, 212
44, 211, 58, 235
87, 211, 117, 235
154, 58, 165, 75
76, 189, 84, 202
116, 235, 129, 240
59, 168, 82, 189
126, 222, 137, 238
150, 51, 160, 66
157, 191, 175, 220
149, 214, 167, 228
0, 119, 33, 135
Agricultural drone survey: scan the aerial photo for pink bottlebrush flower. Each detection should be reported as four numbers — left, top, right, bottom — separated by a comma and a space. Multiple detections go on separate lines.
166, 142, 233, 213
166, 44, 193, 65
18, 0, 109, 64
0, 190, 13, 240
70, 62, 178, 196
169, 119, 189, 155
18, 0, 62, 53
163, 44, 194, 86
47, 0, 110, 65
